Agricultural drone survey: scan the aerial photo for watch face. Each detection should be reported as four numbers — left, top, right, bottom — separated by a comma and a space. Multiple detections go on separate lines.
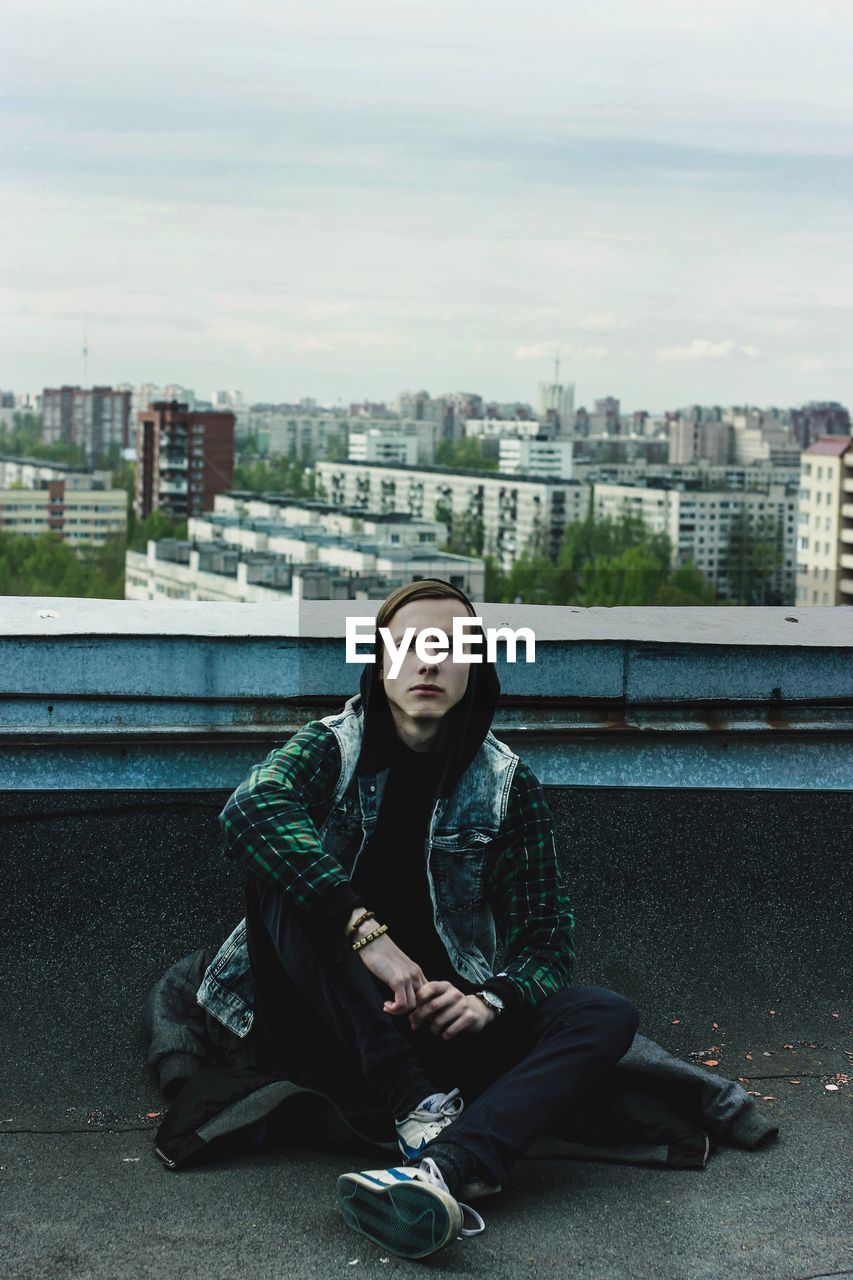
480, 990, 504, 1010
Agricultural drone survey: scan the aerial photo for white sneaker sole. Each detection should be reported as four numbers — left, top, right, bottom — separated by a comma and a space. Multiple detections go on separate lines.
337, 1172, 462, 1259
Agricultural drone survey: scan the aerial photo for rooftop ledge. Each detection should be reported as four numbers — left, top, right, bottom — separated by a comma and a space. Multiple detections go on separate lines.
1, 596, 852, 791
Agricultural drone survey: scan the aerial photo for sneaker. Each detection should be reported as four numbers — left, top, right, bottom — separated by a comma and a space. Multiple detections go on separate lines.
336, 1155, 486, 1260
395, 1087, 464, 1160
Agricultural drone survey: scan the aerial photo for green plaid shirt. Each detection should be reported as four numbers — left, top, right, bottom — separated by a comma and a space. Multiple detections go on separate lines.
219, 721, 576, 1008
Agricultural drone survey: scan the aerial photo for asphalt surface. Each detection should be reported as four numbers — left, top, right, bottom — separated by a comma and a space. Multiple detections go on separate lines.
2, 787, 851, 1277
2, 1069, 851, 1280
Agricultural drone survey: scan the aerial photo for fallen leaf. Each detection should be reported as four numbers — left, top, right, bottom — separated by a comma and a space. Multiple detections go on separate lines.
783, 1044, 795, 1050
789, 1080, 801, 1085
701, 1059, 719, 1067
761, 1096, 777, 1101
745, 1054, 753, 1061
671, 1019, 681, 1025
737, 1077, 750, 1084
145, 1112, 161, 1119
711, 1023, 719, 1030
825, 1084, 839, 1092
769, 1009, 777, 1016
831, 1013, 839, 1019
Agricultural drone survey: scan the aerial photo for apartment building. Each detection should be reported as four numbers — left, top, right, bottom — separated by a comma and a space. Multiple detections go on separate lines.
498, 438, 575, 480
0, 476, 126, 547
668, 417, 729, 465
125, 493, 483, 603
593, 480, 798, 602
247, 411, 348, 461
0, 456, 113, 491
795, 436, 853, 606
41, 386, 131, 459
135, 401, 235, 520
314, 458, 590, 570
348, 427, 419, 467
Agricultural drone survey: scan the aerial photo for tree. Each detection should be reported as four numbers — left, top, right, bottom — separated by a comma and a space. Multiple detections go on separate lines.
477, 503, 719, 605
719, 510, 783, 605
434, 438, 498, 471
0, 414, 87, 467
232, 454, 311, 498
127, 509, 188, 552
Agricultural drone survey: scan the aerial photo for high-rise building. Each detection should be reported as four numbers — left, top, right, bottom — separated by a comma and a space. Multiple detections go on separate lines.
41, 386, 131, 460
790, 402, 851, 451
538, 381, 575, 432
795, 435, 853, 606
135, 401, 235, 520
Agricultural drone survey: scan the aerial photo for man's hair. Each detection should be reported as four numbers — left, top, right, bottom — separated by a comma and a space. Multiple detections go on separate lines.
375, 578, 477, 635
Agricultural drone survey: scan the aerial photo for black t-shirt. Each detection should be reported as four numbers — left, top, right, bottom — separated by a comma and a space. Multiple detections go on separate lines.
351, 736, 473, 990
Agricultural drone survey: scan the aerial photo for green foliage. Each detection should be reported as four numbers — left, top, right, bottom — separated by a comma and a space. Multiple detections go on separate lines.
232, 452, 313, 497
127, 509, 188, 552
718, 510, 784, 605
437, 509, 486, 557
0, 529, 125, 598
478, 507, 719, 605
434, 438, 498, 471
322, 435, 349, 463
0, 414, 88, 467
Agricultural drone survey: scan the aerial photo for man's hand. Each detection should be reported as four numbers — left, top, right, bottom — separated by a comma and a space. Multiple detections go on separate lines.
409, 980, 496, 1039
353, 927, 427, 1016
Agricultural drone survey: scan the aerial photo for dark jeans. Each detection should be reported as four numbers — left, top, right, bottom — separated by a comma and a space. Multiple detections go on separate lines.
243, 870, 641, 1185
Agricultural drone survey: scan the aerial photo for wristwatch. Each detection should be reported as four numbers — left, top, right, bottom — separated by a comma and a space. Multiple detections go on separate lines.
475, 990, 505, 1016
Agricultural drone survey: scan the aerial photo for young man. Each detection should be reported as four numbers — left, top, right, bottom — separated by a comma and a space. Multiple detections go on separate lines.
221, 579, 640, 1259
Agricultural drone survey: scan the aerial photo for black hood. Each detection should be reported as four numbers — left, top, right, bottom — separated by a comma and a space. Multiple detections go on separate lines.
354, 595, 501, 800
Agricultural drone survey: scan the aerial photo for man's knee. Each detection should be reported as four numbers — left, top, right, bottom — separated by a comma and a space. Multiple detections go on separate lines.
546, 985, 640, 1041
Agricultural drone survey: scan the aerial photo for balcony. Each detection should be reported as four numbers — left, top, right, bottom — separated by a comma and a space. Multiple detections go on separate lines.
1, 598, 851, 1277
159, 454, 188, 472
158, 479, 188, 496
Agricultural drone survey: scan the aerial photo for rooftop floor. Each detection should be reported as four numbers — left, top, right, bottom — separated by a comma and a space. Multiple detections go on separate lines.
2, 600, 851, 1278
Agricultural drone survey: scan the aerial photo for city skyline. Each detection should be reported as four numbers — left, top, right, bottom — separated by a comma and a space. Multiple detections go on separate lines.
3, 1, 852, 410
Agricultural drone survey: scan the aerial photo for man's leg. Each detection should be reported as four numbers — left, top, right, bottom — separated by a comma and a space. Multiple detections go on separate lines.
244, 871, 440, 1115
418, 985, 641, 1189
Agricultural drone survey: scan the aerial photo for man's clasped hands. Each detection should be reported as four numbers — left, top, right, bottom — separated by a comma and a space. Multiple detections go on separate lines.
350, 916, 497, 1039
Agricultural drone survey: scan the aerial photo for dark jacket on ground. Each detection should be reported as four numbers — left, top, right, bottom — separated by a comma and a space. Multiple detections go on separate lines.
142, 943, 779, 1174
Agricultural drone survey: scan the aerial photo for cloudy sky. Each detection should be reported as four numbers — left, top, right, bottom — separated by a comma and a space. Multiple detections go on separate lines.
3, 0, 852, 412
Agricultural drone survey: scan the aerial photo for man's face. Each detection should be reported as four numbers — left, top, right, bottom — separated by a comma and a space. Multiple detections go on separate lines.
377, 596, 474, 743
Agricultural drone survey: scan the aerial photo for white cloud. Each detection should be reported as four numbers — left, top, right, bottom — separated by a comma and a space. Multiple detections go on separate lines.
655, 339, 762, 362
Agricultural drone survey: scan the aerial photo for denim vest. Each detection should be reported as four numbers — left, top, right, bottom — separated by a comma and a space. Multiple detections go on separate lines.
197, 693, 520, 1038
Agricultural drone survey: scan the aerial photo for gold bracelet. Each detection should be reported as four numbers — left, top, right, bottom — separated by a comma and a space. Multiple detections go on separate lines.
351, 923, 389, 952
346, 910, 375, 943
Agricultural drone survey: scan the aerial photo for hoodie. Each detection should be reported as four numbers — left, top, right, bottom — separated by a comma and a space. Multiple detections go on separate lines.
331, 596, 504, 966
353, 599, 502, 802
